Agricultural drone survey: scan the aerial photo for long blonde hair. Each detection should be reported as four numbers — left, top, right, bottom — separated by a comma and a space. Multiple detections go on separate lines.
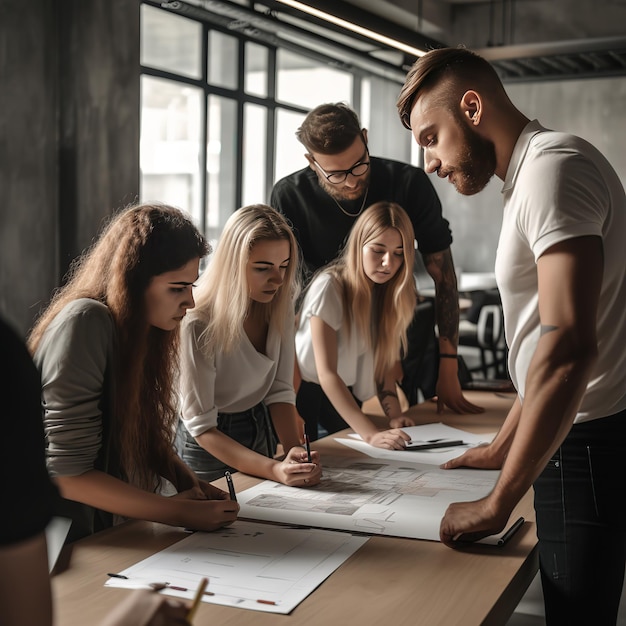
323, 202, 417, 383
28, 203, 209, 489
191, 204, 300, 355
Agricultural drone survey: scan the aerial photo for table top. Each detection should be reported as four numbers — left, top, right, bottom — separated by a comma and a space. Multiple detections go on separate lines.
51, 391, 537, 626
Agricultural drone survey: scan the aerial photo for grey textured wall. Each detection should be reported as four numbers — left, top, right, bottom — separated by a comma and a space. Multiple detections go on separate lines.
434, 76, 626, 274
0, 0, 140, 337
1, 0, 59, 336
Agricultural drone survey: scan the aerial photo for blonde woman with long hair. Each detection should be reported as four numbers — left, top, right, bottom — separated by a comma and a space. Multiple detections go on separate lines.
296, 201, 418, 448
28, 203, 239, 543
177, 204, 321, 486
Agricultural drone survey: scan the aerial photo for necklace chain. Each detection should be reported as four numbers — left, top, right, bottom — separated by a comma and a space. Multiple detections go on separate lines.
331, 186, 369, 218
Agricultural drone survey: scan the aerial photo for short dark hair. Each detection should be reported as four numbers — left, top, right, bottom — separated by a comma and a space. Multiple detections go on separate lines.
397, 47, 503, 129
296, 102, 362, 154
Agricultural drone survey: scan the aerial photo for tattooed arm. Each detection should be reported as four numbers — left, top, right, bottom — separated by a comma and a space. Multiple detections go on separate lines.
423, 248, 484, 413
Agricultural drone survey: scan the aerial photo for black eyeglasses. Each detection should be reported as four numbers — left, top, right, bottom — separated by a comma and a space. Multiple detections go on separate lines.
311, 150, 370, 184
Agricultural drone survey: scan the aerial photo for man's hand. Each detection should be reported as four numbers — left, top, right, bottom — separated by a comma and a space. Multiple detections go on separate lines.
389, 415, 416, 429
435, 364, 484, 414
440, 496, 511, 547
440, 443, 503, 470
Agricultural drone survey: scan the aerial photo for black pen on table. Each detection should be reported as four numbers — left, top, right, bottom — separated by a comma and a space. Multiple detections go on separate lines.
225, 470, 237, 502
497, 516, 525, 546
303, 431, 312, 463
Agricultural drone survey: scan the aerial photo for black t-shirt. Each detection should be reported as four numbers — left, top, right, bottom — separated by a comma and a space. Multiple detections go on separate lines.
270, 156, 452, 274
0, 317, 58, 546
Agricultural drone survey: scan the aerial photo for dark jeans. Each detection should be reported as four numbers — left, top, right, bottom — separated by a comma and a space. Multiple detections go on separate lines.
296, 380, 362, 441
176, 403, 277, 482
533, 407, 626, 625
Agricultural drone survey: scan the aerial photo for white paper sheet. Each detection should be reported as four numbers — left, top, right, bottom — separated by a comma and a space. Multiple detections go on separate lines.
337, 423, 495, 465
238, 455, 515, 545
105, 520, 368, 614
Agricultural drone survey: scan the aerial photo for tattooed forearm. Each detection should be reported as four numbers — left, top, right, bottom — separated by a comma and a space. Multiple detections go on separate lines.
423, 248, 460, 346
541, 324, 559, 336
377, 387, 398, 418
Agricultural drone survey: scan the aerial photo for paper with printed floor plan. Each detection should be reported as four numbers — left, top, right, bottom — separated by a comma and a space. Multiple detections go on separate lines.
238, 454, 511, 544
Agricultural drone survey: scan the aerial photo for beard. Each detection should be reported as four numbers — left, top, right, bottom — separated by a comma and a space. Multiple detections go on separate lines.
316, 170, 370, 203
445, 123, 497, 196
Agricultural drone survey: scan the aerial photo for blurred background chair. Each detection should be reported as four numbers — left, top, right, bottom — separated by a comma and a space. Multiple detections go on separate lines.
459, 292, 508, 380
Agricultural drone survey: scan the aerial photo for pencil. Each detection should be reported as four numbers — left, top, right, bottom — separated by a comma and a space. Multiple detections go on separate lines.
186, 577, 208, 623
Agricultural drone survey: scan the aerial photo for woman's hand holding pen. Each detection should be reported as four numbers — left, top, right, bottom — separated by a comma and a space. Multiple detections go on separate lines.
196, 479, 230, 501
169, 488, 239, 531
271, 447, 322, 487
365, 428, 411, 450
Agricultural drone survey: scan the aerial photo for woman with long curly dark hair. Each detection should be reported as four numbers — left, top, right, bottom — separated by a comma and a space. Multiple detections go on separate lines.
28, 202, 239, 541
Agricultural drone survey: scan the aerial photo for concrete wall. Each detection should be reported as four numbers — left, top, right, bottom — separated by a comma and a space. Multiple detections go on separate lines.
434, 75, 626, 274
0, 0, 140, 337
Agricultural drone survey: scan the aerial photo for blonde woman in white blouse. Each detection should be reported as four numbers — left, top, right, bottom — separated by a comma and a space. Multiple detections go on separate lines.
296, 201, 418, 448
177, 204, 321, 487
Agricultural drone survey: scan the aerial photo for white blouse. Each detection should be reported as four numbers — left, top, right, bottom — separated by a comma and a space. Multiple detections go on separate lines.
295, 272, 376, 402
180, 310, 297, 437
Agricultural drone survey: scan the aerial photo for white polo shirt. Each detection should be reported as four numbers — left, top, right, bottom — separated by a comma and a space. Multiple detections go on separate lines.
496, 120, 626, 422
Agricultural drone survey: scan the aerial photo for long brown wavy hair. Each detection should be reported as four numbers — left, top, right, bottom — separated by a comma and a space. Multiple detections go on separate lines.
28, 202, 210, 490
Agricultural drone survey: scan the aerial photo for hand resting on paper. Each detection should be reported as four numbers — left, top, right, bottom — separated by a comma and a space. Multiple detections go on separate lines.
366, 428, 412, 450
389, 414, 416, 429
440, 441, 503, 471
439, 496, 512, 548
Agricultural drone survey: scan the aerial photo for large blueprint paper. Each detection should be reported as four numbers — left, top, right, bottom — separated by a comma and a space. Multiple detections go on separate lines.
238, 456, 504, 543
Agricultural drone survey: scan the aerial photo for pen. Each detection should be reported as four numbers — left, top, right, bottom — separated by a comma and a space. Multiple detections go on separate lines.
257, 599, 279, 605
107, 572, 128, 579
149, 582, 215, 596
405, 439, 465, 450
225, 470, 237, 502
303, 431, 312, 463
497, 516, 525, 546
186, 577, 209, 623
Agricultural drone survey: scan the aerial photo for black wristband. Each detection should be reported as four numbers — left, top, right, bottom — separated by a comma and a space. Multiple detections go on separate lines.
439, 354, 458, 359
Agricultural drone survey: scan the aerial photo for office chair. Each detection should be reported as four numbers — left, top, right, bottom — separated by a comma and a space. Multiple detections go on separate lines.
459, 303, 508, 379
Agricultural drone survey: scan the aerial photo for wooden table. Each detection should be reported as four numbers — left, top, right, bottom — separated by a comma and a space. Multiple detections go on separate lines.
51, 391, 537, 626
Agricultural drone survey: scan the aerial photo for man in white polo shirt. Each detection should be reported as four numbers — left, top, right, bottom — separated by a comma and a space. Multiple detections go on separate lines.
397, 47, 626, 625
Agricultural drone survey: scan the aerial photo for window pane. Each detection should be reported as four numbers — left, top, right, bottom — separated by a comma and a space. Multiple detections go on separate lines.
206, 95, 238, 242
242, 104, 267, 206
244, 42, 268, 97
140, 76, 203, 224
274, 108, 306, 182
140, 5, 201, 79
276, 49, 353, 108
208, 31, 239, 89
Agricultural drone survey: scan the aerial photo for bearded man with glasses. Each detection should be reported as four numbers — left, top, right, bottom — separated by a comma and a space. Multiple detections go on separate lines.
270, 102, 482, 422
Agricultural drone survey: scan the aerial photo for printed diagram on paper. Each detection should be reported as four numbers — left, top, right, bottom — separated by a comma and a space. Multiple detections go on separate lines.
105, 520, 367, 614
238, 456, 501, 541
